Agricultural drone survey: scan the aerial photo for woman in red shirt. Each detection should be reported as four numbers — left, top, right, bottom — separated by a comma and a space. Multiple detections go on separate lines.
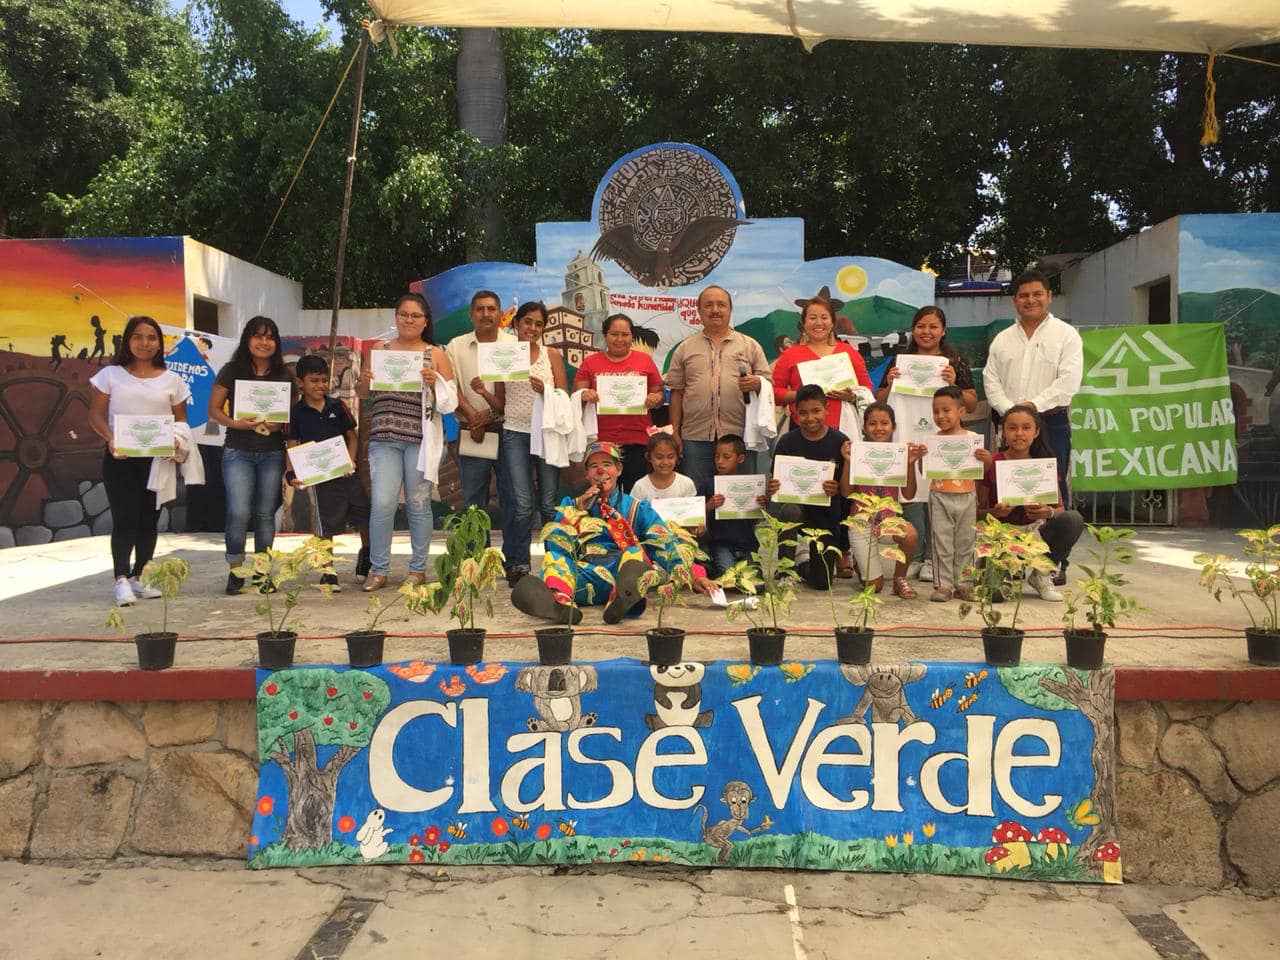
772, 289, 872, 429
573, 313, 665, 491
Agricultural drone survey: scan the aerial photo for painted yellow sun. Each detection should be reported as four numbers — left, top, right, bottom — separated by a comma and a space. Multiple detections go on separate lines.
835, 265, 867, 297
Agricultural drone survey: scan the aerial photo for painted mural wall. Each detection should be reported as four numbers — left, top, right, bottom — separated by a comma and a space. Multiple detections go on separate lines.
1177, 213, 1280, 525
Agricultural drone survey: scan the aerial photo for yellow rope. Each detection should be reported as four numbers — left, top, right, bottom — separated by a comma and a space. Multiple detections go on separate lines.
1200, 51, 1220, 147
254, 41, 362, 261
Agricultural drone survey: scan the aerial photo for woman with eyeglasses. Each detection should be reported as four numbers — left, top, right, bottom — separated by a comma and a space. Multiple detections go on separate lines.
356, 293, 457, 591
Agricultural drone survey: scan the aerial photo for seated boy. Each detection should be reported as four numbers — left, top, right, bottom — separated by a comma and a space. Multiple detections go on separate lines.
697, 434, 765, 578
286, 355, 370, 587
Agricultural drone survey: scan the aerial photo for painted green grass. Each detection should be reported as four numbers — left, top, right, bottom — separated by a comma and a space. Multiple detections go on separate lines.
249, 833, 1095, 882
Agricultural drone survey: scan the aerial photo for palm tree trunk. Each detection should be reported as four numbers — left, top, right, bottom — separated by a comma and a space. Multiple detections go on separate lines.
457, 28, 506, 262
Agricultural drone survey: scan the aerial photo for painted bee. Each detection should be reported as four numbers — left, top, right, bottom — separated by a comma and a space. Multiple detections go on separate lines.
963, 669, 988, 688
930, 686, 954, 709
955, 693, 979, 712
511, 814, 531, 830
446, 821, 468, 840
558, 819, 578, 838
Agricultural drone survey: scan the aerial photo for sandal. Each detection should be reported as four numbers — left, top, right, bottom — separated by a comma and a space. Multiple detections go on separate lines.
362, 574, 388, 593
892, 577, 918, 599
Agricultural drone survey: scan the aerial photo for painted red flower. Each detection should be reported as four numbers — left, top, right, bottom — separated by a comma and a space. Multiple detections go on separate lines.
439, 840, 451, 853
424, 825, 441, 846
621, 839, 631, 847
536, 823, 552, 840
409, 835, 420, 846
337, 816, 356, 833
408, 848, 425, 863
256, 796, 274, 816
492, 816, 510, 837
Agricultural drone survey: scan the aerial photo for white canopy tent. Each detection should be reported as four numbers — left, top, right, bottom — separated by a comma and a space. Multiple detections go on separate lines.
366, 1, 1280, 54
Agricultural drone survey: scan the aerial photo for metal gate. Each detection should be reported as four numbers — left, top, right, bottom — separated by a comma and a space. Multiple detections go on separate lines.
1071, 489, 1174, 526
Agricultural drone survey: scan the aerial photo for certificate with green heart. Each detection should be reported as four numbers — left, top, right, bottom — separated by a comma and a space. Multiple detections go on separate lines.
233, 380, 291, 423
477, 341, 530, 382
113, 414, 175, 457
796, 352, 857, 392
288, 435, 354, 487
773, 455, 834, 505
713, 474, 767, 520
925, 434, 984, 480
892, 354, 949, 397
369, 349, 424, 392
652, 496, 706, 529
849, 441, 908, 487
596, 374, 648, 415
996, 457, 1059, 505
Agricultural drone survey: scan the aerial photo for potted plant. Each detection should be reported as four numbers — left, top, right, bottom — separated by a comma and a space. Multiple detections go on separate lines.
105, 557, 191, 670
637, 523, 708, 665
345, 592, 405, 668
534, 506, 612, 664
407, 506, 507, 664
1195, 524, 1280, 666
1062, 525, 1146, 669
826, 493, 912, 664
718, 512, 800, 665
232, 537, 336, 669
960, 516, 1057, 666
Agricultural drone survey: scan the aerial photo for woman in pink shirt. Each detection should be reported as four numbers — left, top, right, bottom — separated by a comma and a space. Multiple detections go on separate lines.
772, 288, 872, 429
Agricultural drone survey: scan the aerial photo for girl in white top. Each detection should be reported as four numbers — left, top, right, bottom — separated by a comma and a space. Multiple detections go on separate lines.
88, 316, 190, 606
630, 433, 698, 504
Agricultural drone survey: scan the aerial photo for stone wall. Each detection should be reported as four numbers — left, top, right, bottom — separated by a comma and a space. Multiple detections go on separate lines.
1115, 699, 1280, 889
0, 480, 181, 549
3, 698, 1278, 888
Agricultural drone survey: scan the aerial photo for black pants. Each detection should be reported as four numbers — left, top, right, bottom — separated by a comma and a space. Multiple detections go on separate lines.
1037, 509, 1085, 567
102, 452, 160, 578
619, 443, 648, 493
773, 503, 838, 591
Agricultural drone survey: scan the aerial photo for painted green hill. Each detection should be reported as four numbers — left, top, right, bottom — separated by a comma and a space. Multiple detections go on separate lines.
1179, 287, 1280, 368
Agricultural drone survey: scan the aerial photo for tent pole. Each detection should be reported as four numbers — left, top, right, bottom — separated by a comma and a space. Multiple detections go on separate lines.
328, 33, 370, 388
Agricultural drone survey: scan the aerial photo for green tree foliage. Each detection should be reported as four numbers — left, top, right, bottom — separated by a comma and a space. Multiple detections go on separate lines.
257, 666, 391, 761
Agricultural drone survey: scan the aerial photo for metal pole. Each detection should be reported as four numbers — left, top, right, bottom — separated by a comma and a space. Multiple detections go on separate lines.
327, 33, 370, 389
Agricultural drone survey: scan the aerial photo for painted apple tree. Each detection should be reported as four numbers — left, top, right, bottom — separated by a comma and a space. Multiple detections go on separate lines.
257, 668, 391, 849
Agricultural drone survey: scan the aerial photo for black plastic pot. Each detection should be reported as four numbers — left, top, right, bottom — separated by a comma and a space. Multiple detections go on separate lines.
447, 628, 486, 665
346, 629, 385, 668
536, 626, 574, 665
135, 632, 177, 671
257, 630, 297, 670
981, 628, 1024, 667
747, 627, 786, 666
835, 627, 874, 665
1246, 627, 1280, 666
646, 628, 685, 666
1064, 629, 1107, 670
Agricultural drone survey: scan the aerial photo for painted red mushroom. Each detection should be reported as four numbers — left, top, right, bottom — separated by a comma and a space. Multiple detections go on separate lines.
990, 821, 1033, 868
984, 845, 1014, 873
1092, 841, 1122, 883
1035, 827, 1072, 861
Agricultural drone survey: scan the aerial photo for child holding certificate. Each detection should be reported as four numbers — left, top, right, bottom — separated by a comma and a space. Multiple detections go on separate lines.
768, 385, 849, 589
630, 434, 697, 509
839, 402, 924, 599
286, 355, 369, 590
926, 385, 982, 603
88, 316, 191, 607
697, 434, 767, 577
975, 404, 1083, 601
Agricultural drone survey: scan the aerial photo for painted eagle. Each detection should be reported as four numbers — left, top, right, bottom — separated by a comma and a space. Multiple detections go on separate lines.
589, 216, 750, 288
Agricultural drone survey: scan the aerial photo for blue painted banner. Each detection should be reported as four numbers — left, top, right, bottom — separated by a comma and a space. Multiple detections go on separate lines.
249, 659, 1119, 882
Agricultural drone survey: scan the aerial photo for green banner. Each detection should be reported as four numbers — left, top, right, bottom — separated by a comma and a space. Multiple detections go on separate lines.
1070, 324, 1236, 491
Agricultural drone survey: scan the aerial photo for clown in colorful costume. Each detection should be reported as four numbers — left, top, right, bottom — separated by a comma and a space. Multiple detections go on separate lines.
512, 441, 687, 624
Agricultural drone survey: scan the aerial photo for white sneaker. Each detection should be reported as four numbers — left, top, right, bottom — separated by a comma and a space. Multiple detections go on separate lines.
1028, 570, 1064, 601
114, 578, 136, 606
906, 560, 922, 581
918, 559, 934, 582
129, 578, 163, 600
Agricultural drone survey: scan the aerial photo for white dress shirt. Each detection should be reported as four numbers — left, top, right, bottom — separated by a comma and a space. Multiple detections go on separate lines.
983, 313, 1083, 415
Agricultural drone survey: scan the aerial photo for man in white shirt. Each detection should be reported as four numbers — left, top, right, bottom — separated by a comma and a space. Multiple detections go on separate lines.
984, 269, 1083, 513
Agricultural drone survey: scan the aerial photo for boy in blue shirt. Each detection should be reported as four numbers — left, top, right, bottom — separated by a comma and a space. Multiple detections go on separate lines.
286, 355, 370, 587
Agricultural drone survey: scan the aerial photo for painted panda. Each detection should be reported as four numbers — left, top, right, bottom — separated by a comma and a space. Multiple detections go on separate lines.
645, 662, 714, 730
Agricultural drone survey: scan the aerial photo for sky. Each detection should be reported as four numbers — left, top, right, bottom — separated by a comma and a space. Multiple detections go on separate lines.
279, 0, 336, 36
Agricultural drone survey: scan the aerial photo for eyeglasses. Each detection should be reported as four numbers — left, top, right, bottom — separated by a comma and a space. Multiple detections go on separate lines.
396, 311, 427, 320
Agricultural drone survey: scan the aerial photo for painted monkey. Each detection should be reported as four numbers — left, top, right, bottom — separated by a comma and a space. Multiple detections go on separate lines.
696, 780, 770, 864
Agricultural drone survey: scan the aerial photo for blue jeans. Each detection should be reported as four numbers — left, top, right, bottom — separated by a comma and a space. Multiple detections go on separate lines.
681, 440, 757, 491
710, 543, 753, 579
1042, 409, 1073, 507
222, 448, 285, 565
498, 429, 561, 572
458, 444, 500, 528
903, 500, 931, 563
368, 440, 434, 576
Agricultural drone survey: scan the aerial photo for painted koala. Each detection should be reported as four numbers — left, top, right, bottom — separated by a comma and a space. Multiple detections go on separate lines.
645, 661, 714, 730
515, 665, 599, 732
838, 663, 928, 726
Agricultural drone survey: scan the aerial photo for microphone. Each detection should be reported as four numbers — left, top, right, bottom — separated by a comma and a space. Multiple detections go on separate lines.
739, 362, 751, 405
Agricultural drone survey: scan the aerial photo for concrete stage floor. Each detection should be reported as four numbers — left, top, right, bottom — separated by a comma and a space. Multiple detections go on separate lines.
0, 527, 1264, 674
